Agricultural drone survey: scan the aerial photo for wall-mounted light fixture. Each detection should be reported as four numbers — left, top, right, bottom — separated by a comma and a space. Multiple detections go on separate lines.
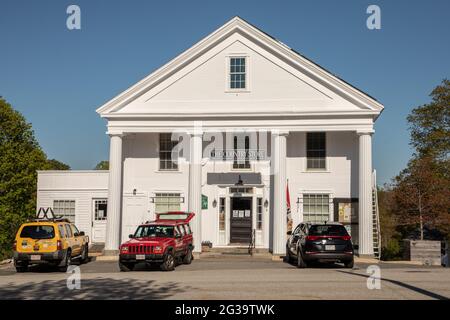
264, 199, 269, 208
133, 189, 137, 196
212, 199, 217, 208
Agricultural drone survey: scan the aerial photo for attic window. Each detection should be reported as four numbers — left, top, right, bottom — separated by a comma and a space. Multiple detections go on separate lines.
229, 57, 246, 89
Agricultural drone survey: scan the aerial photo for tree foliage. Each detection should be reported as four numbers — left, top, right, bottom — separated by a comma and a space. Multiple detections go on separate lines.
380, 79, 450, 258
47, 159, 70, 170
0, 97, 65, 259
94, 160, 109, 170
391, 157, 450, 239
407, 79, 450, 162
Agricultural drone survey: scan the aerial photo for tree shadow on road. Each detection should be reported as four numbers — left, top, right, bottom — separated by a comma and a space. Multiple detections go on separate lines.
0, 277, 184, 300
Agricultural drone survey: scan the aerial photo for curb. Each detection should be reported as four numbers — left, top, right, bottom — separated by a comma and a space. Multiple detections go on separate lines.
0, 259, 12, 265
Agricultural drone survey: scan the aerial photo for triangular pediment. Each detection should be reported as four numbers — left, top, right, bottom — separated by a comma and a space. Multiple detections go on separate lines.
97, 17, 383, 118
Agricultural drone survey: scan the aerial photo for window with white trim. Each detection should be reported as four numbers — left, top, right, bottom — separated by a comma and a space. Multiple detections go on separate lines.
53, 200, 75, 222
159, 133, 178, 170
257, 197, 263, 230
229, 57, 246, 89
233, 135, 250, 169
306, 132, 326, 170
302, 194, 329, 223
154, 193, 181, 213
219, 197, 225, 231
94, 199, 107, 221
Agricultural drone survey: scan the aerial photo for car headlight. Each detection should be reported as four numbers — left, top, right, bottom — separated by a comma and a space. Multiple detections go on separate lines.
154, 246, 162, 253
121, 246, 129, 253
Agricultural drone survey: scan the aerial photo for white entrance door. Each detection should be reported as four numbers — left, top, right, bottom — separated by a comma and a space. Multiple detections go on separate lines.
122, 195, 149, 243
92, 199, 107, 243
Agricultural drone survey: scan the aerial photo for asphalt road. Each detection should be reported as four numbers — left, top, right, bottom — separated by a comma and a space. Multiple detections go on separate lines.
0, 257, 449, 300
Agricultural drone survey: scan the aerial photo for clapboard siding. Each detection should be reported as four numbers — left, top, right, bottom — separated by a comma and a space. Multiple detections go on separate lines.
37, 171, 108, 241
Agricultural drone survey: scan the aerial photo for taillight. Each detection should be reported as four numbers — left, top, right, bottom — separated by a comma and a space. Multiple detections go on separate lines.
13, 241, 17, 251
305, 236, 319, 241
342, 235, 351, 241
57, 240, 62, 250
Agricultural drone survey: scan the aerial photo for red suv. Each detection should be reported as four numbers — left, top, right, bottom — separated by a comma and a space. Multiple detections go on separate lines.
119, 212, 195, 271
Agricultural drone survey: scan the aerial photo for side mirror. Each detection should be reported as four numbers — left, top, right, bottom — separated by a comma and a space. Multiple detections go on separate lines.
287, 231, 292, 235
128, 234, 134, 239
79, 231, 85, 236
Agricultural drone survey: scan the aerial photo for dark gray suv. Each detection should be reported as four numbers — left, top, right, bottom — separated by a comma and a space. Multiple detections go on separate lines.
286, 222, 354, 268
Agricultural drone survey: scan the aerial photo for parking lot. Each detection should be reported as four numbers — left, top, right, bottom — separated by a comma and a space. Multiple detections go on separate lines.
0, 257, 449, 300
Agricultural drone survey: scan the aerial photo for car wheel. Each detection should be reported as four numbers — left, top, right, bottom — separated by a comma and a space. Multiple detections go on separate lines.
344, 258, 354, 268
119, 262, 134, 272
183, 248, 193, 265
161, 251, 175, 271
14, 260, 28, 272
285, 245, 292, 263
58, 250, 71, 272
81, 245, 89, 264
296, 250, 307, 268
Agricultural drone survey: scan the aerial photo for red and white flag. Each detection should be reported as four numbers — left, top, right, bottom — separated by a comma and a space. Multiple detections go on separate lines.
286, 180, 293, 232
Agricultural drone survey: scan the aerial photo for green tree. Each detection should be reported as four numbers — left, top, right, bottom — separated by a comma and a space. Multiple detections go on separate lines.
47, 159, 70, 170
94, 160, 109, 170
407, 79, 450, 163
0, 98, 50, 259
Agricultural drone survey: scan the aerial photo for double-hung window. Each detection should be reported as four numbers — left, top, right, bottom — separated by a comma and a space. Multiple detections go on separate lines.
306, 132, 326, 170
230, 57, 246, 89
302, 194, 330, 223
154, 193, 181, 213
53, 200, 75, 222
159, 133, 178, 170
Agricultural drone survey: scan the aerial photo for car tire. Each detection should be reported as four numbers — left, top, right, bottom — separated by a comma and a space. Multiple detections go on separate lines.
14, 260, 28, 272
285, 245, 292, 263
81, 245, 89, 264
296, 250, 307, 268
183, 248, 193, 265
15, 266, 28, 273
58, 249, 71, 272
119, 262, 134, 272
161, 251, 175, 271
344, 258, 354, 269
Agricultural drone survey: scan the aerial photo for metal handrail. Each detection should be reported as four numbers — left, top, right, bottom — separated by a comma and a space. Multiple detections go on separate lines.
248, 229, 256, 255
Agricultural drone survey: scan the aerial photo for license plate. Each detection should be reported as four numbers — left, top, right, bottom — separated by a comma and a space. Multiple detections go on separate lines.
30, 255, 41, 261
136, 254, 145, 260
325, 245, 336, 251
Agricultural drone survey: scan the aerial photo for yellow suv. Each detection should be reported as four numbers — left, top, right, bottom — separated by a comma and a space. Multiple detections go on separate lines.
13, 212, 90, 272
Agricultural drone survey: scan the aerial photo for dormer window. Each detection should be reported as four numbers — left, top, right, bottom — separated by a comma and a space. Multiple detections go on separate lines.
229, 57, 246, 89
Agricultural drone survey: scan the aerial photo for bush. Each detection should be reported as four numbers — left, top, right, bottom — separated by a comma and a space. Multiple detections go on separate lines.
381, 239, 402, 261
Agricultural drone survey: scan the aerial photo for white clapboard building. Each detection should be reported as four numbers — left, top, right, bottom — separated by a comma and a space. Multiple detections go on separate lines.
37, 17, 383, 257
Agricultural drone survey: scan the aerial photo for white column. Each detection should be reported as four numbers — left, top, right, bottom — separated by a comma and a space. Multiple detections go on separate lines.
189, 132, 203, 253
272, 130, 288, 256
358, 131, 374, 256
104, 134, 123, 254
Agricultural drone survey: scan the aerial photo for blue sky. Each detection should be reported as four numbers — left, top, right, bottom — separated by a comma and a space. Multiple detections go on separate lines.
1, 0, 449, 185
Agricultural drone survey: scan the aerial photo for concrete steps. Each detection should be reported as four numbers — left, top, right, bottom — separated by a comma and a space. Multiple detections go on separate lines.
200, 247, 272, 259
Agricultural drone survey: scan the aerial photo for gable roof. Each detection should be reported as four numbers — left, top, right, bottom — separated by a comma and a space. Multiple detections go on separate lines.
96, 16, 384, 117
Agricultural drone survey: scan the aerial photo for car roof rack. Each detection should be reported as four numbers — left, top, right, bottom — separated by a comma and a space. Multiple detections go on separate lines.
28, 207, 71, 223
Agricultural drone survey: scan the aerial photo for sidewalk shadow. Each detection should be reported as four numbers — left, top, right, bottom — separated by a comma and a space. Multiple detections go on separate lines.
0, 277, 184, 300
336, 270, 449, 300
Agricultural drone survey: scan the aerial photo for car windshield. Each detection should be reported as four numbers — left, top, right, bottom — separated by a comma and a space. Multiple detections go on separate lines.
134, 225, 174, 238
20, 225, 55, 239
309, 225, 348, 236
